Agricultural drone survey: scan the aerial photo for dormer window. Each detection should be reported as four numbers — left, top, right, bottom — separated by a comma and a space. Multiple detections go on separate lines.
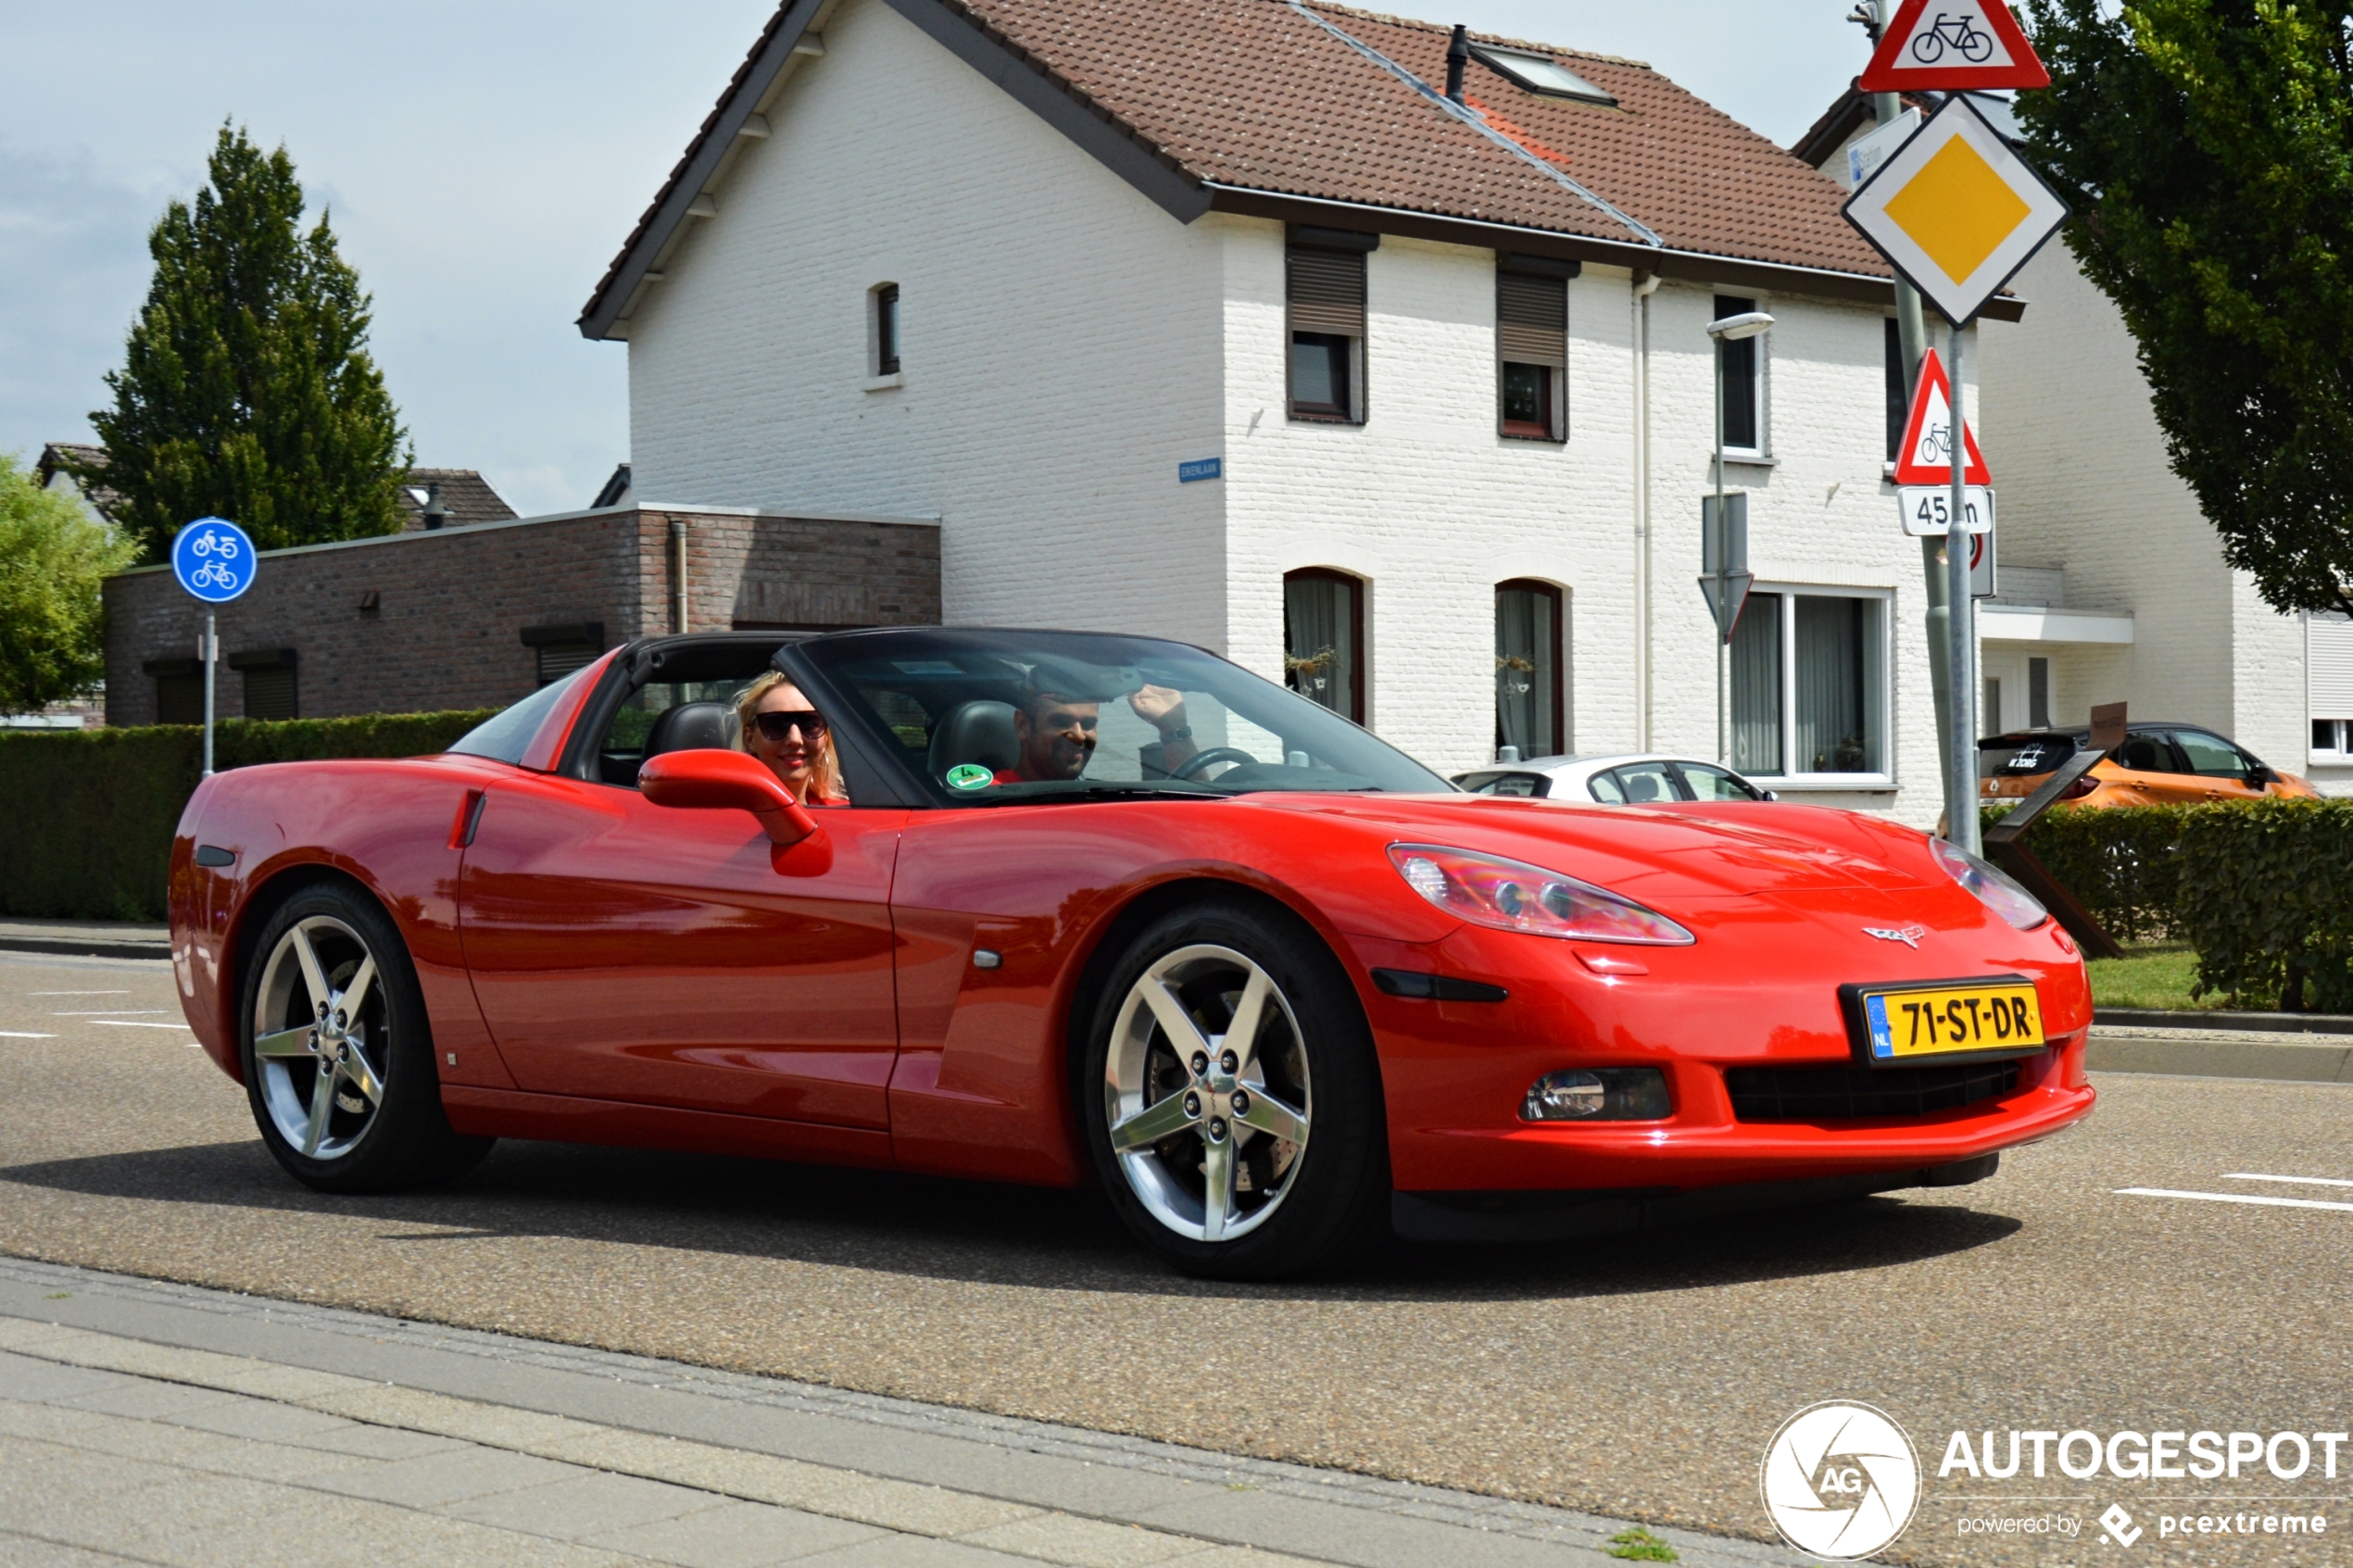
1471, 46, 1617, 106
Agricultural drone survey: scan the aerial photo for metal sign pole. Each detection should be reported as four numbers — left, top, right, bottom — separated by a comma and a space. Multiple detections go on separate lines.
1944, 319, 1978, 852
1714, 344, 1729, 765
201, 610, 217, 779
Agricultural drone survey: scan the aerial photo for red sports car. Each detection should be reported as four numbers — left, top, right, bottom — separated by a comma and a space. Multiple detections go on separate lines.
169, 628, 2094, 1278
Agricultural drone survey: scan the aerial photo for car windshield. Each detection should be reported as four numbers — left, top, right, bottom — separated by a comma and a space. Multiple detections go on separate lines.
795, 628, 1451, 804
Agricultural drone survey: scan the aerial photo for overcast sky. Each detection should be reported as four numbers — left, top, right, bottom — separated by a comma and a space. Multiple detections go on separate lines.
1, 2, 1871, 518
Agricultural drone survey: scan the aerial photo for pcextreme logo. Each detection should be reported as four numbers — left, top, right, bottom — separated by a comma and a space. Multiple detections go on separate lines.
1760, 1401, 1922, 1559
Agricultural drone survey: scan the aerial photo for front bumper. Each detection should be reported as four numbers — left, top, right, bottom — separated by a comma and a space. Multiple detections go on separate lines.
1392, 1151, 2007, 1243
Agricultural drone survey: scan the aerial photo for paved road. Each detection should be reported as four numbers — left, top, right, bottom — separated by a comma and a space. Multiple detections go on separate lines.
2, 949, 2347, 1565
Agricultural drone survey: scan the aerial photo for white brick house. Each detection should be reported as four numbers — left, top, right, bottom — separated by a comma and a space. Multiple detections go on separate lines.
584, 0, 2017, 820
1797, 87, 2351, 796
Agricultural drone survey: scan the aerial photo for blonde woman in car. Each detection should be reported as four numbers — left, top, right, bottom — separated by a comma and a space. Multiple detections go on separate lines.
734, 671, 849, 805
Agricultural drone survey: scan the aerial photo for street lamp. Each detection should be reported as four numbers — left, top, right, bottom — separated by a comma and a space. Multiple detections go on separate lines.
1705, 310, 1772, 767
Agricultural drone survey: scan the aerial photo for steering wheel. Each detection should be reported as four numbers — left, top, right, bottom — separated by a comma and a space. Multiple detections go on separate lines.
1168, 746, 1262, 781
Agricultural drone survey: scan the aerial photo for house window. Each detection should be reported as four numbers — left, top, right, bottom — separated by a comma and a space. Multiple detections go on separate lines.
1495, 581, 1565, 759
1284, 569, 1364, 722
1497, 259, 1570, 441
873, 284, 900, 375
521, 621, 607, 687
2029, 657, 2051, 727
230, 648, 299, 721
145, 659, 203, 725
1983, 677, 2002, 736
1287, 231, 1372, 422
1715, 294, 1764, 455
1730, 589, 1889, 778
1884, 319, 1907, 462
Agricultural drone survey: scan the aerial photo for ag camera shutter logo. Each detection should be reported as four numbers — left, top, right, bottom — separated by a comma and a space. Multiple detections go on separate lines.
1760, 1401, 1921, 1559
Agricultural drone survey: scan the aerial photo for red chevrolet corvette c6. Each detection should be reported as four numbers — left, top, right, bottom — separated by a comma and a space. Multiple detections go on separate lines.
168, 627, 2094, 1277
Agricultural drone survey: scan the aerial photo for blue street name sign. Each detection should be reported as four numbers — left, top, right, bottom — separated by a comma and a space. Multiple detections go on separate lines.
1177, 457, 1222, 483
170, 517, 258, 603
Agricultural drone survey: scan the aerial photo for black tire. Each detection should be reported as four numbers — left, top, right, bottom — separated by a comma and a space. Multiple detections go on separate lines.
1079, 897, 1389, 1280
239, 881, 494, 1193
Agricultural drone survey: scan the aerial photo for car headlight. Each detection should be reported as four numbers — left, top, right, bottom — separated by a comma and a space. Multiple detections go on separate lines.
1930, 837, 2048, 931
1388, 844, 1695, 946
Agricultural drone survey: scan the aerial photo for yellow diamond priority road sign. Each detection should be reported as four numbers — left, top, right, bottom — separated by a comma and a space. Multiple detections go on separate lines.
1843, 94, 2069, 328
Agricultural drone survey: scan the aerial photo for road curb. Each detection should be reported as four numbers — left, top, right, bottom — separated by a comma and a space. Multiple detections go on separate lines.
0, 934, 170, 961
2087, 1034, 2353, 1085
2095, 1007, 2353, 1035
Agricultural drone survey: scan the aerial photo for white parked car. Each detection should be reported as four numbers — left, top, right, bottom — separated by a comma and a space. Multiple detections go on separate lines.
1453, 753, 1777, 804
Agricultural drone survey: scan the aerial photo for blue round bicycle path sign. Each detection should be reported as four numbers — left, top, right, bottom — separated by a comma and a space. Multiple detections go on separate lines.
170, 517, 258, 604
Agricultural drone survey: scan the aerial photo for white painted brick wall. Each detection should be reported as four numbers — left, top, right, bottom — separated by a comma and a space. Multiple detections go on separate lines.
628, 0, 1231, 650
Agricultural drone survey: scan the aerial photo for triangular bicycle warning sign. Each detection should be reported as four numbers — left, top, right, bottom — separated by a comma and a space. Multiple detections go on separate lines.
1893, 348, 1991, 486
1860, 0, 2050, 93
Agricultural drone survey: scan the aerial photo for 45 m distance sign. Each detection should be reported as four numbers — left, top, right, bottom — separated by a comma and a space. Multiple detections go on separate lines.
170, 517, 258, 603
1898, 486, 1993, 537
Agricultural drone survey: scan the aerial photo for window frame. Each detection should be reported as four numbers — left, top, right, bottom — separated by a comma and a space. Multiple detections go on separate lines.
1496, 258, 1572, 443
1282, 567, 1366, 724
1713, 293, 1768, 460
1730, 583, 1895, 789
1286, 234, 1373, 425
1494, 578, 1566, 759
871, 282, 900, 377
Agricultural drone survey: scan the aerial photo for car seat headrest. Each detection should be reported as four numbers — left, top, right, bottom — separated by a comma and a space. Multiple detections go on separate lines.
927, 700, 1019, 779
640, 700, 739, 763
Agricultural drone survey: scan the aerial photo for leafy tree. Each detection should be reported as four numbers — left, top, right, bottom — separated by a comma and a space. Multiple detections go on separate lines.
91, 124, 409, 562
0, 453, 138, 714
2019, 0, 2353, 617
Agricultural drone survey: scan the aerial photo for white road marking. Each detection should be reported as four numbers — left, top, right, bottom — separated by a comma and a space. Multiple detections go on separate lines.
25, 991, 129, 997
49, 1010, 170, 1016
0, 1032, 57, 1039
86, 1021, 195, 1031
2117, 1187, 2353, 1214
2223, 1173, 2353, 1189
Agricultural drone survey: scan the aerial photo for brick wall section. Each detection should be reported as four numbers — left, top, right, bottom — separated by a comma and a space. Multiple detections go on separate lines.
103, 506, 940, 725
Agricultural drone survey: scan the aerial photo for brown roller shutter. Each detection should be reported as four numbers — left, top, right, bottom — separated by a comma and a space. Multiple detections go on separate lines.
1289, 247, 1365, 336
1497, 271, 1566, 367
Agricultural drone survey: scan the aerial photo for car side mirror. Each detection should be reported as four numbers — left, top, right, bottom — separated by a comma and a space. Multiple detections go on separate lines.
1761, 789, 1779, 801
639, 748, 821, 847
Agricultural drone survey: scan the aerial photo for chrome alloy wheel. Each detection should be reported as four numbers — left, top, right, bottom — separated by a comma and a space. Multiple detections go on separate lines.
251, 915, 389, 1161
1103, 944, 1312, 1243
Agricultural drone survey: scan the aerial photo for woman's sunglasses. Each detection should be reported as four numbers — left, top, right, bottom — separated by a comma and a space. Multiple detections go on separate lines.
753, 709, 828, 741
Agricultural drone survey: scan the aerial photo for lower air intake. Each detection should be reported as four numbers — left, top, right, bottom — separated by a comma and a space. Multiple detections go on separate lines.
1723, 1060, 2024, 1123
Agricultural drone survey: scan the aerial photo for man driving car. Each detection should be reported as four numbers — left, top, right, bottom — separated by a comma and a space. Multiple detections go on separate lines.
998, 666, 1199, 783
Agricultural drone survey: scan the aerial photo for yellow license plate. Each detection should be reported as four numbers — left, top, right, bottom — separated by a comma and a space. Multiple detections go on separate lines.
1859, 981, 2045, 1062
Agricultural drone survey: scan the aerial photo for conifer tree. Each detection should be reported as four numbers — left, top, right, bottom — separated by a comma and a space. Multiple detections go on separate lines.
92, 124, 409, 561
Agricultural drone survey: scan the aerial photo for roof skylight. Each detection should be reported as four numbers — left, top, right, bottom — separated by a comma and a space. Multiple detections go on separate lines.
1471, 46, 1617, 107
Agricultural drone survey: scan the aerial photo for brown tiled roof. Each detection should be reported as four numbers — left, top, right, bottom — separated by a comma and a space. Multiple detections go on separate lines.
584, 0, 1915, 336
396, 469, 518, 530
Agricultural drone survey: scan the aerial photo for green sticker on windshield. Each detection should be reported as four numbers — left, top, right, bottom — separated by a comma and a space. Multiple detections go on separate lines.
945, 762, 995, 791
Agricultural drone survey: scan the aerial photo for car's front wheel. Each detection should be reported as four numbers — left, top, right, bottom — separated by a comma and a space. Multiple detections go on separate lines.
241, 882, 493, 1193
1081, 898, 1388, 1279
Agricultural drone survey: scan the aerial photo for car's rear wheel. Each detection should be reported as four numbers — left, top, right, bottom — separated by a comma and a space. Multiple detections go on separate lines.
1081, 898, 1388, 1279
241, 883, 493, 1193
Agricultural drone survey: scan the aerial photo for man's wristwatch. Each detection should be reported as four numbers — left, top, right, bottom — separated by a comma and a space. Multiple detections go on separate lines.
1161, 724, 1194, 743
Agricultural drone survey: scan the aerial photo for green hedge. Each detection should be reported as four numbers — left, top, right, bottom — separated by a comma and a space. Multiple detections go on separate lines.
0, 711, 494, 922
1990, 798, 2353, 1010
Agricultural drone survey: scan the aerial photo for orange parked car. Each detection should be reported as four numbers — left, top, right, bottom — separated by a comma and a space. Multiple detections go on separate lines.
1979, 724, 2320, 808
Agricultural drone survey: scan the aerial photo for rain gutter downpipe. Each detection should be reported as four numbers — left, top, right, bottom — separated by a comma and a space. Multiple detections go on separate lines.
1633, 270, 1662, 750
669, 517, 689, 634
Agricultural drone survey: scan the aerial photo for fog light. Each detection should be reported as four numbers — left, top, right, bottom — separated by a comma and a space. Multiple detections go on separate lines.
1521, 1068, 1670, 1122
